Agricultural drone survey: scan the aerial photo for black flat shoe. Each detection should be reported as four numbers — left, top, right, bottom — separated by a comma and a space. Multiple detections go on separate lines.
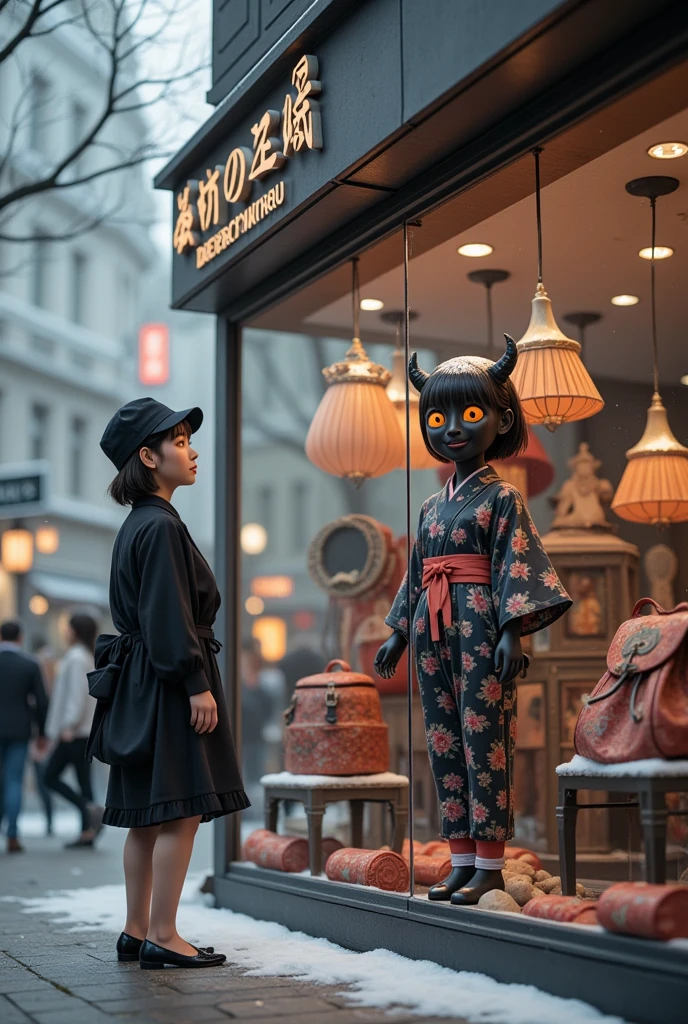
139, 939, 226, 970
116, 933, 214, 962
428, 865, 476, 901
450, 868, 505, 906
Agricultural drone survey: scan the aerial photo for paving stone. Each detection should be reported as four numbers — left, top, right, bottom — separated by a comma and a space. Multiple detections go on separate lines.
139, 1008, 230, 1023
93, 990, 236, 1012
70, 981, 181, 1001
217, 994, 341, 1018
0, 973, 56, 994
167, 975, 316, 995
0, 993, 34, 1023
9, 987, 85, 1011
31, 1010, 116, 1024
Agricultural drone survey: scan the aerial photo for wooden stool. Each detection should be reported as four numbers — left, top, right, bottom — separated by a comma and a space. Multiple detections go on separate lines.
260, 771, 409, 876
556, 755, 688, 895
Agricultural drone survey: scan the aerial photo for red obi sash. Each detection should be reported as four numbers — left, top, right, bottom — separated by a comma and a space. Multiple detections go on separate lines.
421, 554, 492, 642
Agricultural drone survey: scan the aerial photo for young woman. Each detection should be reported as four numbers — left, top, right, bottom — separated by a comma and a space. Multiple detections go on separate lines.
375, 337, 571, 906
92, 398, 248, 970
44, 613, 103, 848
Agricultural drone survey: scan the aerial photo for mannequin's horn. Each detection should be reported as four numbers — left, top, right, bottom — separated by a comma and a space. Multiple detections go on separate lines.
408, 352, 430, 391
488, 334, 518, 384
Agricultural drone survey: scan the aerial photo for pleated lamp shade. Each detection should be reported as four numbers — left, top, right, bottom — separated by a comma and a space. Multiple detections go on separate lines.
386, 349, 439, 470
305, 336, 404, 486
511, 283, 604, 431
612, 392, 688, 526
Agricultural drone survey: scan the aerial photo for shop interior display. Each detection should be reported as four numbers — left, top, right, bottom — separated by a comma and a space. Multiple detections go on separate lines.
305, 258, 404, 485
326, 846, 410, 891
575, 597, 688, 762
611, 176, 688, 526
510, 149, 604, 431
375, 335, 572, 905
283, 658, 390, 774
384, 311, 439, 471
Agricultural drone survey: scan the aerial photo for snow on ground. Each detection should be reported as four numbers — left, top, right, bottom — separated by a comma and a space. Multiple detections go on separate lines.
4, 872, 627, 1024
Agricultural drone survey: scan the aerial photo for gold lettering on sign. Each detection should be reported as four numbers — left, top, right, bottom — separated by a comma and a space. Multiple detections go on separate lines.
282, 54, 322, 156
249, 110, 286, 181
195, 181, 286, 269
223, 147, 253, 204
174, 55, 321, 267
173, 184, 200, 255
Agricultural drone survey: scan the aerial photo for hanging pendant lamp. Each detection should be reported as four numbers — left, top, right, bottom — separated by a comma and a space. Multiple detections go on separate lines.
467, 268, 555, 500
612, 175, 688, 527
305, 258, 404, 487
511, 148, 604, 431
383, 311, 438, 470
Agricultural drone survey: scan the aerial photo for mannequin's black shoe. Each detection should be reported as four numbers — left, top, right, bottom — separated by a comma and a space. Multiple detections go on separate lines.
450, 869, 505, 906
117, 933, 214, 962
139, 939, 226, 970
428, 866, 476, 901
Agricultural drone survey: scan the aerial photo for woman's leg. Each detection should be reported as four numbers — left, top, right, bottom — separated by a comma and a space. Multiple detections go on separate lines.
44, 741, 92, 834
123, 825, 160, 939
147, 815, 202, 955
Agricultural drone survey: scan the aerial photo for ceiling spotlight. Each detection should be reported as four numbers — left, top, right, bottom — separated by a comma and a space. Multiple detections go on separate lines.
647, 142, 688, 160
360, 298, 384, 311
681, 375, 688, 387
639, 245, 673, 260
611, 294, 640, 306
457, 243, 493, 258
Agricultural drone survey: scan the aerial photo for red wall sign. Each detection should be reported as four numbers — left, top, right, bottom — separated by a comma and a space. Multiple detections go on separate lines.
138, 324, 169, 385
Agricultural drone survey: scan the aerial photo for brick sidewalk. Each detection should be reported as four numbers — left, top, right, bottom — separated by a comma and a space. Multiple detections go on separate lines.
0, 826, 468, 1024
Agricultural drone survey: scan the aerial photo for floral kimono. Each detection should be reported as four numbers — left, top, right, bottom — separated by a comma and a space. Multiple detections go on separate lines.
386, 465, 570, 842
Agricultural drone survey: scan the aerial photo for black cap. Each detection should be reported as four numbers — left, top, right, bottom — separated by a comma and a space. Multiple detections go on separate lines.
100, 398, 203, 471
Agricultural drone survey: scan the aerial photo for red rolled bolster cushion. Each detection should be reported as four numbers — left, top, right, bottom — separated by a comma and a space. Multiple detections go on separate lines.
242, 829, 309, 873
597, 883, 688, 940
523, 896, 598, 925
413, 854, 452, 886
422, 841, 450, 858
326, 848, 410, 891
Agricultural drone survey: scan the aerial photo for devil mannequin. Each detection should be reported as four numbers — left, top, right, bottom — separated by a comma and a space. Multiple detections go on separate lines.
375, 336, 571, 905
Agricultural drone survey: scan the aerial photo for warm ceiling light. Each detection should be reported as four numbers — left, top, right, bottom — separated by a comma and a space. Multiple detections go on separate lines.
360, 298, 384, 311
29, 595, 49, 616
647, 142, 688, 160
611, 294, 639, 306
245, 596, 265, 616
457, 243, 493, 258
681, 375, 688, 387
639, 245, 673, 260
241, 523, 268, 555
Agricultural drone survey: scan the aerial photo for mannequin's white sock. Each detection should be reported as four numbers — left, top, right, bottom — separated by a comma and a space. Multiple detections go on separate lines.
450, 852, 475, 867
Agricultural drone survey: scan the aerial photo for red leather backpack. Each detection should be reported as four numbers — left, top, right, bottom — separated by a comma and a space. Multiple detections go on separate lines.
574, 598, 688, 763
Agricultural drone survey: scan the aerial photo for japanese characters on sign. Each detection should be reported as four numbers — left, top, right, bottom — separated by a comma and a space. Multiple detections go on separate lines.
173, 55, 322, 269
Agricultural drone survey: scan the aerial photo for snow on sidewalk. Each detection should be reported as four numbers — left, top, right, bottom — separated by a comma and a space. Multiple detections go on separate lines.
4, 873, 627, 1024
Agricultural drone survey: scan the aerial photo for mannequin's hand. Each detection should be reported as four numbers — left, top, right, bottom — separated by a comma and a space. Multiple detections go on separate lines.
189, 690, 218, 734
494, 620, 527, 683
374, 631, 408, 679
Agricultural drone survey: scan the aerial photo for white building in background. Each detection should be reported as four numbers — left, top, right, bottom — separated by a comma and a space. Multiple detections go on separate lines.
0, 7, 154, 646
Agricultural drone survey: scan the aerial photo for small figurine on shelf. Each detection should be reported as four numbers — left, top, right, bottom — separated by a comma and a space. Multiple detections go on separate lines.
550, 442, 614, 531
374, 336, 571, 906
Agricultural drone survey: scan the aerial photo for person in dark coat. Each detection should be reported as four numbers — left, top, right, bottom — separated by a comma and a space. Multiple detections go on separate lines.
92, 398, 248, 970
0, 621, 48, 853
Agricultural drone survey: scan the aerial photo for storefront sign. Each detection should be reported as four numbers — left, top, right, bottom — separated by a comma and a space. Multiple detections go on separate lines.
0, 462, 48, 517
173, 54, 322, 270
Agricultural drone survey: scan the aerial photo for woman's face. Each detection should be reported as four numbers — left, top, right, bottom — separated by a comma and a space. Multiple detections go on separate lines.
142, 432, 198, 490
425, 401, 513, 463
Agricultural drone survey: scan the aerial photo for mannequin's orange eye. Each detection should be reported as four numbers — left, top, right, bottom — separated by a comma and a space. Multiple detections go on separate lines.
427, 411, 446, 428
463, 406, 484, 423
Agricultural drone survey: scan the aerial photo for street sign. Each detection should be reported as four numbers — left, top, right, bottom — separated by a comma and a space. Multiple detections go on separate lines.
0, 461, 50, 519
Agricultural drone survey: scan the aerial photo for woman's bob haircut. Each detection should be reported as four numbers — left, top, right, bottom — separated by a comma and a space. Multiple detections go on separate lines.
417, 359, 529, 465
107, 420, 191, 506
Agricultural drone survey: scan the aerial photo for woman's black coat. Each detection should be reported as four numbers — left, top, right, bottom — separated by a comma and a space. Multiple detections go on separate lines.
98, 495, 249, 828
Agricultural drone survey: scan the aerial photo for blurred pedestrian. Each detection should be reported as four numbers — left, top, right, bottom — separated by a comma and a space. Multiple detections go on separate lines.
29, 639, 57, 835
44, 613, 104, 848
92, 399, 245, 969
0, 621, 48, 853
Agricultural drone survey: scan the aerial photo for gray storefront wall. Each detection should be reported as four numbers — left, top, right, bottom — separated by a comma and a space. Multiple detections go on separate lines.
156, 3, 688, 1019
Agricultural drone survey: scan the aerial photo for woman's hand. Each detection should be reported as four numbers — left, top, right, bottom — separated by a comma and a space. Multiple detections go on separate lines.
374, 631, 408, 679
189, 690, 218, 734
494, 619, 527, 683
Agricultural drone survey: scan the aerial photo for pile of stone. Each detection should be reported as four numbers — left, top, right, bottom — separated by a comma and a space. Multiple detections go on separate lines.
478, 849, 596, 915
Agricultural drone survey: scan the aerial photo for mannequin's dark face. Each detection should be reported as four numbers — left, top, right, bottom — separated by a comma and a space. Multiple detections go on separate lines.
425, 402, 514, 464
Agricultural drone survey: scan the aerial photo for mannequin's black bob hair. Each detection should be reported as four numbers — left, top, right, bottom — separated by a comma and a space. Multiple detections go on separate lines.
413, 348, 529, 465
108, 420, 192, 506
